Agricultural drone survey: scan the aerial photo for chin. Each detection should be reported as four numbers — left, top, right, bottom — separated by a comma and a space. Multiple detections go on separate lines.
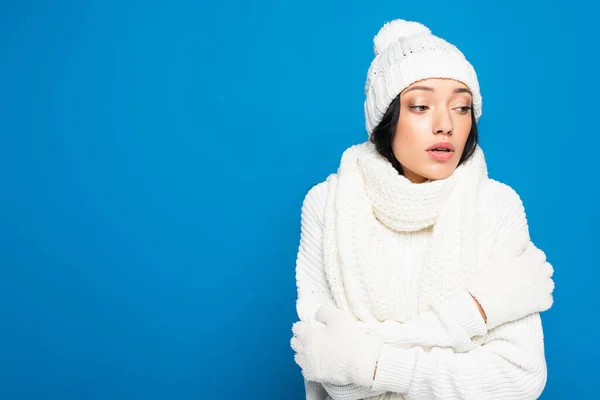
422, 167, 456, 181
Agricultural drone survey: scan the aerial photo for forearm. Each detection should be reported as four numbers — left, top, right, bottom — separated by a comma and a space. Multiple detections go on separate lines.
296, 183, 387, 400
305, 292, 485, 400
372, 313, 547, 399
378, 239, 552, 352
375, 289, 486, 353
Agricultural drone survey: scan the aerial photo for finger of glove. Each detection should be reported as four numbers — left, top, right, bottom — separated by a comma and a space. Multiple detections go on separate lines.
534, 289, 554, 312
295, 353, 318, 382
545, 261, 554, 277
488, 231, 530, 265
315, 303, 338, 325
521, 243, 547, 264
514, 248, 549, 276
522, 277, 555, 312
537, 276, 555, 297
315, 303, 354, 326
290, 336, 302, 353
294, 352, 307, 370
508, 261, 553, 296
292, 321, 306, 338
538, 261, 554, 278
541, 292, 554, 311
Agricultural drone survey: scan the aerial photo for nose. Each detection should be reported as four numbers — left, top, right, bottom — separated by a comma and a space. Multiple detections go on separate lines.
433, 108, 453, 136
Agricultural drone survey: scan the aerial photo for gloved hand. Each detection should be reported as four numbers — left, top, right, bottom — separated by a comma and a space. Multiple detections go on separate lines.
290, 303, 384, 386
466, 231, 555, 330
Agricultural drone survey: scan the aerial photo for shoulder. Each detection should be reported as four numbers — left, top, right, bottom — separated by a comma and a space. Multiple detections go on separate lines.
300, 174, 337, 225
477, 178, 529, 237
302, 174, 337, 212
300, 175, 336, 238
479, 178, 526, 214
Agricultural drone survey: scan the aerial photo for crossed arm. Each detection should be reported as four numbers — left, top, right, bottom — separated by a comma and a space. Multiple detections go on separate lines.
294, 181, 548, 400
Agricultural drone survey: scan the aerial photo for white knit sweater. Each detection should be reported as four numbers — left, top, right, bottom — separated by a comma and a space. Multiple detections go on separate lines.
294, 175, 548, 400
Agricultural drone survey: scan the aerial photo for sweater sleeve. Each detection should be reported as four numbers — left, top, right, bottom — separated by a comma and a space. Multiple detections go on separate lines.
374, 289, 486, 353
304, 379, 329, 400
371, 313, 547, 399
369, 182, 549, 399
294, 180, 387, 400
294, 181, 334, 324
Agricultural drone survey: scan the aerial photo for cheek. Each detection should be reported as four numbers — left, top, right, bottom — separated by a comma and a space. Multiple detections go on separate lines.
393, 113, 430, 146
396, 110, 424, 141
455, 118, 473, 144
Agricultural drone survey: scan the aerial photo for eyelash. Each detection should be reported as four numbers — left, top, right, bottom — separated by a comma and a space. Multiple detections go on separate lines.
409, 106, 472, 114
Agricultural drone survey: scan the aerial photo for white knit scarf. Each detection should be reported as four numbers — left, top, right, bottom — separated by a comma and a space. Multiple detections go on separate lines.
322, 141, 489, 323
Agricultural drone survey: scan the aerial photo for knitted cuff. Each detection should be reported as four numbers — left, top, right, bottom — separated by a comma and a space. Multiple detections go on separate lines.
467, 286, 504, 330
436, 290, 488, 340
351, 335, 384, 387
371, 345, 416, 393
304, 380, 329, 400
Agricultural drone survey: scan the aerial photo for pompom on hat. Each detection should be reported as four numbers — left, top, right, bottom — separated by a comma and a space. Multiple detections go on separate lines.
364, 19, 482, 136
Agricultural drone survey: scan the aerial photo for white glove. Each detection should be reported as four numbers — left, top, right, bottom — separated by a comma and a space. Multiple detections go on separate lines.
466, 231, 555, 330
290, 303, 383, 386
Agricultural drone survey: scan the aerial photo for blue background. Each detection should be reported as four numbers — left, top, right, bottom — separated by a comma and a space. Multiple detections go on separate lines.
1, 0, 597, 398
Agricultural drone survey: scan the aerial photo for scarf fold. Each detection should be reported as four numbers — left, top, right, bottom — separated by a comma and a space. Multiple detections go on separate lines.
323, 141, 488, 323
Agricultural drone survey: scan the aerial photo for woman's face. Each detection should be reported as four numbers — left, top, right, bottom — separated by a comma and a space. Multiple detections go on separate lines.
393, 78, 473, 183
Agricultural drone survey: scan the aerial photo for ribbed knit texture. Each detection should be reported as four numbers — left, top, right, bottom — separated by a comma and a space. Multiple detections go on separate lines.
294, 177, 548, 400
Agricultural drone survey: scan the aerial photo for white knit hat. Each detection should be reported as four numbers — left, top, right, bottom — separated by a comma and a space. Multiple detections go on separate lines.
364, 19, 482, 136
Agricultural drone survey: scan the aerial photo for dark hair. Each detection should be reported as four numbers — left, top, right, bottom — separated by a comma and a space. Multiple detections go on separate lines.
369, 94, 479, 175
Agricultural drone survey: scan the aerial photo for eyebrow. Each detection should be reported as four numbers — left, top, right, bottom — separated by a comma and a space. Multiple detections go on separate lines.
402, 85, 472, 96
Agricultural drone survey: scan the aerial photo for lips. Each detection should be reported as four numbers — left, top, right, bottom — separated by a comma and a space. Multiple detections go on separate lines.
426, 142, 455, 152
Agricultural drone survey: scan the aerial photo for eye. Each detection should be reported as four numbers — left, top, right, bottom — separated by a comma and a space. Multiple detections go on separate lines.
409, 105, 429, 112
456, 106, 472, 114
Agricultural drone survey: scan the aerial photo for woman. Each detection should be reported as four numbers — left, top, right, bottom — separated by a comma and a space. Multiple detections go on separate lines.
290, 19, 555, 400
